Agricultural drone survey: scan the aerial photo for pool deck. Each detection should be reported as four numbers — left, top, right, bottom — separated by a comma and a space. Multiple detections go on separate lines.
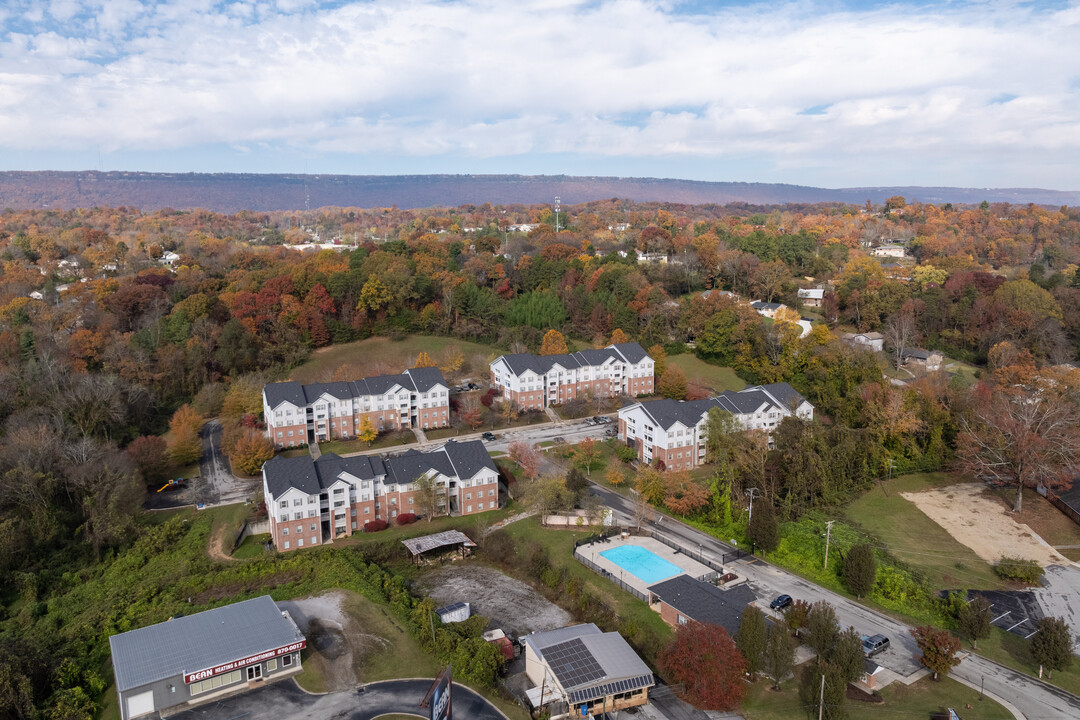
575, 535, 715, 598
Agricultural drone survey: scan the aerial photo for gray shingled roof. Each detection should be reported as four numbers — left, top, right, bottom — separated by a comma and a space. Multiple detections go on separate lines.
263, 368, 448, 411
443, 439, 498, 479
752, 383, 809, 412
751, 301, 785, 310
109, 596, 304, 692
647, 575, 756, 636
493, 343, 651, 378
631, 383, 809, 431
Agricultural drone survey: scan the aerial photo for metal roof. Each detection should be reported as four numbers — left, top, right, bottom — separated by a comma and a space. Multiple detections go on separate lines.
401, 530, 477, 556
527, 624, 654, 703
108, 596, 304, 692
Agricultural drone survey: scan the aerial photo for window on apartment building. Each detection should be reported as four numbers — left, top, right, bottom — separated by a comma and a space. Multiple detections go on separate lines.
311, 536, 318, 545
293, 499, 303, 506
466, 505, 472, 513
298, 538, 304, 547
364, 507, 370, 514
308, 509, 317, 518
294, 512, 303, 520
333, 488, 344, 494
490, 501, 496, 509
277, 432, 283, 438
279, 514, 287, 522
282, 528, 289, 535
489, 489, 495, 497
288, 430, 294, 436
466, 493, 472, 500
310, 524, 316, 532
282, 541, 290, 549
408, 497, 414, 504
279, 500, 288, 508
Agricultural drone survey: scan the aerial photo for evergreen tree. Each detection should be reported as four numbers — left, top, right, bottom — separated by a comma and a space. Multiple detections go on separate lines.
958, 595, 992, 650
735, 605, 768, 679
842, 543, 877, 599
747, 500, 779, 555
803, 601, 840, 658
1032, 616, 1074, 678
764, 622, 795, 690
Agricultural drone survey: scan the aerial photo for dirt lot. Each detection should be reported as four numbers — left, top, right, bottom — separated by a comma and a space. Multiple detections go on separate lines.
900, 483, 1069, 566
278, 592, 390, 692
413, 564, 571, 636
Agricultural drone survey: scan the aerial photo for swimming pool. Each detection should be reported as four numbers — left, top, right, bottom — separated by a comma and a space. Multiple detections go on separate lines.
599, 544, 684, 584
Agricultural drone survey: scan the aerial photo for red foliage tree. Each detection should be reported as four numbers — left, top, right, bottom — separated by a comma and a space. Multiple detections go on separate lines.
658, 622, 747, 711
364, 519, 388, 533
126, 435, 168, 483
395, 513, 417, 525
508, 441, 541, 479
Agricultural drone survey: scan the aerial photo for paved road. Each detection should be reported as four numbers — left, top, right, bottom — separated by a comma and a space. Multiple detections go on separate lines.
1034, 565, 1080, 654
169, 677, 508, 720
195, 419, 260, 507
590, 483, 1080, 720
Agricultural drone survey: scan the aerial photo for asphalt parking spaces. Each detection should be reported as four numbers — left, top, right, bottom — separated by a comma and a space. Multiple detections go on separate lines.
169, 678, 507, 720
954, 589, 1046, 640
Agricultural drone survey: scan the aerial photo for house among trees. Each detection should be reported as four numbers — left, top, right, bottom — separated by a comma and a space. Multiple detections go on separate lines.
522, 623, 654, 718
262, 367, 449, 447
261, 439, 499, 550
842, 331, 885, 352
871, 244, 907, 258
750, 301, 787, 319
489, 343, 654, 411
618, 384, 813, 469
900, 348, 944, 373
797, 288, 825, 307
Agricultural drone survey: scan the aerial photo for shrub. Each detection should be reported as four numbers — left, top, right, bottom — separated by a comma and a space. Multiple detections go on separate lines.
395, 513, 417, 526
994, 556, 1043, 584
363, 519, 388, 533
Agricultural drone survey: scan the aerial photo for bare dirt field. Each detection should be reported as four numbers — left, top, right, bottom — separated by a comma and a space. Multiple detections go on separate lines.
413, 564, 571, 635
278, 591, 389, 692
900, 483, 1069, 566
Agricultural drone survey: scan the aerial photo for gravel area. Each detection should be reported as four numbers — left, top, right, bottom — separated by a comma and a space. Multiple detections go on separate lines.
414, 564, 571, 635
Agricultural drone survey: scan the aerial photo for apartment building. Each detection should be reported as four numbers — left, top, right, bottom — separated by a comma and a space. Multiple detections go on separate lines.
489, 342, 654, 411
262, 367, 449, 447
617, 383, 814, 470
261, 439, 499, 550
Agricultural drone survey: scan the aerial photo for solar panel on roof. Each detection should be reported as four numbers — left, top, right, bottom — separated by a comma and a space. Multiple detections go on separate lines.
543, 638, 606, 688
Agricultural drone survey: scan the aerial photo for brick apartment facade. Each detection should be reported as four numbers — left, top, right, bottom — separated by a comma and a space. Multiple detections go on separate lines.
489, 342, 654, 411
618, 383, 814, 470
262, 367, 449, 447
262, 439, 500, 551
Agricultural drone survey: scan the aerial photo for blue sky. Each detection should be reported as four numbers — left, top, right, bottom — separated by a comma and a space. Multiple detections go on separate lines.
1, 0, 1078, 189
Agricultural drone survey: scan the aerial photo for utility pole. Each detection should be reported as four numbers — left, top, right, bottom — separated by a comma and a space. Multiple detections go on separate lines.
823, 520, 836, 571
818, 673, 825, 720
746, 488, 761, 525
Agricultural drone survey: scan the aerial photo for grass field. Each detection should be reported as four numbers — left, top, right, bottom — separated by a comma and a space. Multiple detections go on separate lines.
291, 335, 502, 384
742, 673, 1011, 720
668, 354, 745, 393
320, 430, 417, 455
845, 472, 1006, 591
233, 533, 271, 559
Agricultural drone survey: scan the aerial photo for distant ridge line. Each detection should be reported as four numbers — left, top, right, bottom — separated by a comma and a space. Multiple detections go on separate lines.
1, 170, 1076, 213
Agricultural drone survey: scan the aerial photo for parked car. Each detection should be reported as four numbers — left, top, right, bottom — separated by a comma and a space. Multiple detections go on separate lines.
604, 427, 617, 437
769, 594, 793, 611
466, 382, 480, 390
482, 432, 497, 441
861, 634, 890, 657
585, 417, 598, 426
598, 416, 613, 424
553, 436, 567, 444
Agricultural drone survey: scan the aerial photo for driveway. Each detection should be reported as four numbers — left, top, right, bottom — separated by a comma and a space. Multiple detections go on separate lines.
590, 482, 1080, 720
1034, 565, 1080, 654
195, 419, 261, 507
168, 678, 507, 720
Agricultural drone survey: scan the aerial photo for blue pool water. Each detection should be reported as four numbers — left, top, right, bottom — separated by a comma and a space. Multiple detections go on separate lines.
599, 544, 683, 584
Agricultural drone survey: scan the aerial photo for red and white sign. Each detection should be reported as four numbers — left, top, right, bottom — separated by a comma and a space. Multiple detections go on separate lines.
184, 641, 306, 684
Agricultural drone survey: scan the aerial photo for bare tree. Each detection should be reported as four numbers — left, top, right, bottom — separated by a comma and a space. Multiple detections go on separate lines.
956, 381, 1080, 513
412, 473, 442, 521
883, 302, 920, 371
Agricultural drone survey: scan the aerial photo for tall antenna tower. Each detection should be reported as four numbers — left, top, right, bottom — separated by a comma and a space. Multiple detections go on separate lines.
554, 196, 561, 233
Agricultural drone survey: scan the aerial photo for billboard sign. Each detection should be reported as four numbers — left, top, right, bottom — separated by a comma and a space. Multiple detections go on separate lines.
430, 667, 452, 720
183, 640, 306, 684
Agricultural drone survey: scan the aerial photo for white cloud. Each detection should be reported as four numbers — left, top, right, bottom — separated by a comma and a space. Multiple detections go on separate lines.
0, 0, 1077, 187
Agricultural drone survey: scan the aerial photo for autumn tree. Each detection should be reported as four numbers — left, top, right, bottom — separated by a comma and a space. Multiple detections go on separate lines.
649, 343, 667, 379
784, 600, 811, 638
605, 467, 626, 487
658, 365, 687, 400
955, 380, 1080, 513
439, 345, 464, 375
126, 435, 169, 483
539, 329, 568, 356
221, 375, 264, 420
636, 466, 667, 505
497, 398, 518, 427
883, 301, 919, 371
663, 471, 708, 516
573, 437, 602, 478
657, 623, 746, 711
736, 605, 768, 679
910, 626, 962, 680
523, 475, 570, 524
609, 328, 629, 345
414, 351, 437, 368
747, 500, 779, 555
231, 431, 275, 476
842, 543, 877, 599
508, 441, 541, 479
1031, 616, 1074, 679
413, 474, 441, 520
957, 595, 992, 650
168, 404, 203, 466
358, 417, 378, 445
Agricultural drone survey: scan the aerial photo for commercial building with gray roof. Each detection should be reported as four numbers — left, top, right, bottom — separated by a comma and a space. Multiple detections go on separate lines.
617, 383, 813, 470
262, 440, 501, 551
490, 342, 654, 410
262, 367, 450, 447
109, 596, 305, 720
522, 623, 654, 717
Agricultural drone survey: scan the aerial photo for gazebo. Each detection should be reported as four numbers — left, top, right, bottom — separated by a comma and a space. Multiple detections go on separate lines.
402, 530, 477, 565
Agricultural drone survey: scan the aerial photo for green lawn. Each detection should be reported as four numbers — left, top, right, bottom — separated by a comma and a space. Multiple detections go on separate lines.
291, 335, 502, 384
972, 626, 1080, 697
321, 430, 416, 455
742, 673, 1011, 720
668, 354, 745, 393
844, 472, 1005, 591
233, 533, 271, 559
278, 447, 311, 458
